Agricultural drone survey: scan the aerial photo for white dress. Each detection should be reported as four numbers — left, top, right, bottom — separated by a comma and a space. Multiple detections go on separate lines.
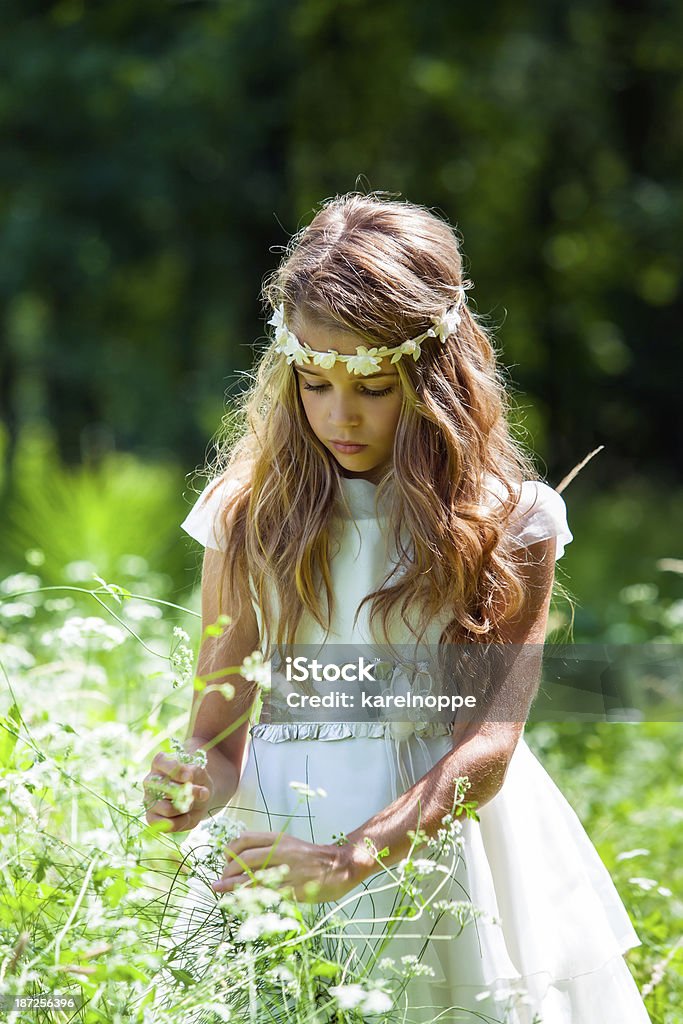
172, 474, 651, 1024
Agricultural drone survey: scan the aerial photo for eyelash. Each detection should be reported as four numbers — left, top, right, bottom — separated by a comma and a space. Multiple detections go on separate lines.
302, 382, 394, 398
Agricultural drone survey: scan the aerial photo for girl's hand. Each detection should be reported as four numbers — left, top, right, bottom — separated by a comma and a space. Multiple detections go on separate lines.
211, 831, 354, 904
143, 752, 213, 833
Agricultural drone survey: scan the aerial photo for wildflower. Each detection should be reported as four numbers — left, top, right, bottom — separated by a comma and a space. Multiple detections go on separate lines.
0, 643, 36, 671
171, 782, 194, 814
628, 877, 659, 891
0, 573, 41, 595
0, 602, 36, 621
234, 912, 301, 941
616, 848, 650, 862
44, 597, 75, 612
241, 651, 270, 687
205, 816, 248, 847
288, 781, 327, 799
330, 983, 393, 1014
400, 955, 436, 979
397, 857, 439, 877
619, 583, 658, 604
169, 738, 207, 769
124, 600, 162, 623
329, 984, 365, 1010
362, 989, 393, 1014
170, 628, 194, 685
41, 616, 127, 651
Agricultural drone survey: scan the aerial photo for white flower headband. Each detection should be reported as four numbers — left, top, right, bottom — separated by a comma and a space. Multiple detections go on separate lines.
267, 284, 471, 376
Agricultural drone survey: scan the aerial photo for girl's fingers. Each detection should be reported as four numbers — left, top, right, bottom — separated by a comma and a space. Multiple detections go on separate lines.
146, 810, 195, 833
222, 846, 281, 877
226, 831, 284, 850
144, 785, 210, 815
212, 874, 251, 892
149, 754, 210, 787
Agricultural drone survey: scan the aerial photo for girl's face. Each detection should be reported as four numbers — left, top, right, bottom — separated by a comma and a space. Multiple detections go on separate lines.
293, 314, 403, 484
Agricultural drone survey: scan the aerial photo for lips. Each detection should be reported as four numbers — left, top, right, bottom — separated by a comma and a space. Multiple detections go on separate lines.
330, 440, 367, 455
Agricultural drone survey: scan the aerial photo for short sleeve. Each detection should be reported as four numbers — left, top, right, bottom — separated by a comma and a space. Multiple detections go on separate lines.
508, 480, 573, 560
180, 477, 234, 551
482, 476, 573, 561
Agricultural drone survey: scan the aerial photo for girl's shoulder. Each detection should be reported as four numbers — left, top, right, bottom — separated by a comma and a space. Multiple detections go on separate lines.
180, 475, 242, 551
482, 474, 574, 561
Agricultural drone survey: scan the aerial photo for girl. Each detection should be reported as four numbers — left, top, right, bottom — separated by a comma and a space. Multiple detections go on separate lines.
145, 193, 652, 1022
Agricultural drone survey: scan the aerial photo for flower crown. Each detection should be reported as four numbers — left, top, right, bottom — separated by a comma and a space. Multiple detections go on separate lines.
267, 284, 471, 377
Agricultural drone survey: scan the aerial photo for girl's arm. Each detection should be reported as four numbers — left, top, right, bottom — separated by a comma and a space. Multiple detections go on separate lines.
185, 545, 262, 812
145, 545, 261, 832
337, 536, 556, 886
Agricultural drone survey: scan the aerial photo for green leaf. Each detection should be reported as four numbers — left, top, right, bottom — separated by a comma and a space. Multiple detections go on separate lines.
309, 959, 339, 979
169, 968, 196, 988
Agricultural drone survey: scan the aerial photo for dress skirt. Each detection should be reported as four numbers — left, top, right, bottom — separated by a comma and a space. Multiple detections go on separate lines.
167, 724, 651, 1024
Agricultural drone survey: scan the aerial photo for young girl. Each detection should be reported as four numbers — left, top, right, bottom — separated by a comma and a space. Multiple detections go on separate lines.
145, 193, 652, 1022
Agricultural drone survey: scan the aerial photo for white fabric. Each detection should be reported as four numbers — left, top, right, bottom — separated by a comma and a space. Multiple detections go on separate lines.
172, 474, 651, 1023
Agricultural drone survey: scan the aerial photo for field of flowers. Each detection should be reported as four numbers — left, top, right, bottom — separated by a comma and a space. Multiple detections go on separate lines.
0, 445, 681, 1022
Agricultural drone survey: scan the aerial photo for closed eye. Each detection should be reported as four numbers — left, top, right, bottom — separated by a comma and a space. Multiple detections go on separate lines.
302, 382, 394, 398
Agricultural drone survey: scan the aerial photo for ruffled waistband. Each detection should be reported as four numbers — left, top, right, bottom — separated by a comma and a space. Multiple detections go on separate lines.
249, 719, 453, 743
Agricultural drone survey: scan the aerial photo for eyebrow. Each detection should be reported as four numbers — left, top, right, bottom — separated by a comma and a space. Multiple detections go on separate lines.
294, 366, 400, 380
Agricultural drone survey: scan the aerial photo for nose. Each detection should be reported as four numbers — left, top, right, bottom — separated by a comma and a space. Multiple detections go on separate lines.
327, 391, 362, 428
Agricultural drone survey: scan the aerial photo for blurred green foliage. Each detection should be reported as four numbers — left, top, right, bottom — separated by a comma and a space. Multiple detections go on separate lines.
0, 0, 681, 487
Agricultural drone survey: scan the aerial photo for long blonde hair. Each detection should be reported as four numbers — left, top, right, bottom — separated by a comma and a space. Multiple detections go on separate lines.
201, 192, 541, 666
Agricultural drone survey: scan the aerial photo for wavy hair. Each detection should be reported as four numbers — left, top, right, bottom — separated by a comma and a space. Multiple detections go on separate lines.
202, 191, 543, 677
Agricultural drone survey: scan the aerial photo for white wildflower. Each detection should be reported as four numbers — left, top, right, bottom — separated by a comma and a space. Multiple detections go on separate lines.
0, 573, 42, 595
167, 737, 205, 770
362, 990, 393, 1014
42, 616, 127, 652
0, 643, 36, 671
619, 583, 658, 604
169, 628, 194, 686
235, 912, 301, 941
399, 955, 435, 978
241, 651, 270, 687
124, 600, 162, 623
616, 848, 650, 861
265, 964, 298, 990
0, 601, 36, 620
398, 857, 438, 876
205, 816, 248, 847
171, 782, 194, 814
330, 983, 392, 1014
289, 781, 327, 799
329, 984, 366, 1010
2, 781, 38, 821
44, 597, 75, 612
628, 877, 658, 891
